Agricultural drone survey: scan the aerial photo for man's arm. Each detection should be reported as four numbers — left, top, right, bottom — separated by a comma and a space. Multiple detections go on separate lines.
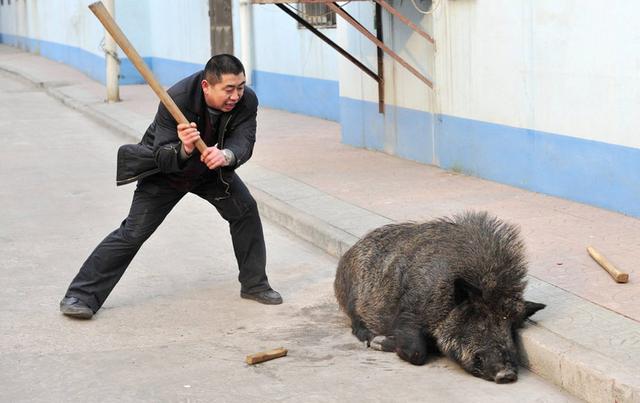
151, 101, 186, 173
177, 122, 200, 159
152, 97, 207, 172
201, 89, 258, 170
219, 89, 258, 168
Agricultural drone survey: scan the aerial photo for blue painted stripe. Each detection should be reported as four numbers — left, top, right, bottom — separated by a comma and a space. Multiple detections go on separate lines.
395, 107, 434, 165
341, 97, 640, 218
0, 34, 202, 86
252, 70, 339, 121
1, 34, 106, 82
340, 97, 435, 164
0, 36, 340, 113
340, 96, 384, 150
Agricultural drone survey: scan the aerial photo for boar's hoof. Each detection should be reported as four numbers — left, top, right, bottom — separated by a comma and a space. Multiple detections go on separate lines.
370, 335, 397, 352
495, 368, 518, 384
352, 320, 374, 344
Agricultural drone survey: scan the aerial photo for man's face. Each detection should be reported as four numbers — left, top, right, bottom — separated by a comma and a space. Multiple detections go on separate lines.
202, 73, 246, 112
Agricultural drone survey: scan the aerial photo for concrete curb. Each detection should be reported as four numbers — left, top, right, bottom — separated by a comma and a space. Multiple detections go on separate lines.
249, 186, 358, 259
5, 62, 639, 403
519, 324, 640, 402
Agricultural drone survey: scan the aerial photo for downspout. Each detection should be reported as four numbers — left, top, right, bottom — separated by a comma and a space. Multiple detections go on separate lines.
104, 0, 120, 102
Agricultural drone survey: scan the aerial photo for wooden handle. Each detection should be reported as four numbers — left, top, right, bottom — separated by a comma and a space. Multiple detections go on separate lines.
587, 246, 629, 283
245, 347, 288, 365
88, 1, 207, 153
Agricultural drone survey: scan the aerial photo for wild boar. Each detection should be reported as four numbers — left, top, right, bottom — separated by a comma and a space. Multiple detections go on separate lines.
334, 211, 545, 383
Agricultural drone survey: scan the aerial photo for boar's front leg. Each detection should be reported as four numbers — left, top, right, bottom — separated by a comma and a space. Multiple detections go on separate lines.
393, 313, 429, 365
351, 317, 399, 352
350, 314, 374, 345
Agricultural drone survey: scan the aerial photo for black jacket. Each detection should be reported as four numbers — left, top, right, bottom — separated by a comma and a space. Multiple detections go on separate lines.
116, 70, 258, 187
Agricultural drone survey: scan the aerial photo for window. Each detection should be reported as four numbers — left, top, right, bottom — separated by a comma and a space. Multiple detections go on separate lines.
297, 3, 336, 29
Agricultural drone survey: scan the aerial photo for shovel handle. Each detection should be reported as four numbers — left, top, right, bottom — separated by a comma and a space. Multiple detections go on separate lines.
88, 1, 207, 153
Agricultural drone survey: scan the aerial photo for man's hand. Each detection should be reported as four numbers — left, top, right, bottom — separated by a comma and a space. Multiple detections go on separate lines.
201, 146, 226, 170
177, 122, 200, 155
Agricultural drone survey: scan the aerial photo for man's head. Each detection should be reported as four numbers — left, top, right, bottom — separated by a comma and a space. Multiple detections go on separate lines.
202, 54, 246, 112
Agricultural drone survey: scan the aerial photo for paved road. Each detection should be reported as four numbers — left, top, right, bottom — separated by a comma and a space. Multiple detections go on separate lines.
0, 70, 578, 402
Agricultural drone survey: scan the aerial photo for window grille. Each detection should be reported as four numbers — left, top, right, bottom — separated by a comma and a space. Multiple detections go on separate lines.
297, 3, 336, 29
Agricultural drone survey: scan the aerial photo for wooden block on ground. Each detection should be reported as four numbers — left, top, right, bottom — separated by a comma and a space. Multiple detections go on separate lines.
245, 347, 288, 365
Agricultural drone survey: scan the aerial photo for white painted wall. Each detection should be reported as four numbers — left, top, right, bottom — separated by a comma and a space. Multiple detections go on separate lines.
0, 0, 105, 56
336, 2, 380, 104
115, 0, 151, 58
147, 0, 210, 63
337, 0, 640, 150
2, 0, 335, 81
337, 1, 435, 108
434, 0, 640, 149
0, 0, 212, 62
3, 0, 637, 150
251, 2, 339, 80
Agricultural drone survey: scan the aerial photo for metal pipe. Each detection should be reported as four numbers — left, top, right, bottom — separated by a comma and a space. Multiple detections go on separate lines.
239, 0, 254, 85
375, 2, 384, 113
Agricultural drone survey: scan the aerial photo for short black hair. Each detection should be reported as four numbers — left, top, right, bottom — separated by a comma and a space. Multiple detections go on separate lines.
204, 54, 245, 84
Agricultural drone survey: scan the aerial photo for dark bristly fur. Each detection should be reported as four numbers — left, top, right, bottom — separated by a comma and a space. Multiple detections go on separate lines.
334, 211, 545, 383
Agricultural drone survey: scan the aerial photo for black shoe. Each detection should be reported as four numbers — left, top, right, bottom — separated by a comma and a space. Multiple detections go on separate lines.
60, 296, 94, 319
240, 289, 283, 305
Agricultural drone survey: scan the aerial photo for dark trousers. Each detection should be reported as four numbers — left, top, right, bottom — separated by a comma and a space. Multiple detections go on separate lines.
65, 173, 269, 313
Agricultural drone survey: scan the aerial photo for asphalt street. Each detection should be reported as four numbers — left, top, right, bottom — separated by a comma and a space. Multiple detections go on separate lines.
0, 69, 578, 402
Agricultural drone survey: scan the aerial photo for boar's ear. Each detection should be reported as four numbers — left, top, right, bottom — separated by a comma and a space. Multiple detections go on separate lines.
524, 301, 546, 318
454, 278, 482, 305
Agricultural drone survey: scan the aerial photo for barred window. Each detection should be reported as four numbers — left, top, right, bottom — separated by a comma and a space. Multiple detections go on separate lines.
297, 3, 336, 29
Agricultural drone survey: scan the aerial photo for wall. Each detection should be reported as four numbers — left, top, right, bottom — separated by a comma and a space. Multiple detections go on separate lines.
0, 0, 208, 85
145, 0, 210, 84
338, 0, 640, 217
0, 0, 107, 82
250, 2, 340, 120
338, 0, 436, 163
0, 0, 342, 119
431, 1, 640, 217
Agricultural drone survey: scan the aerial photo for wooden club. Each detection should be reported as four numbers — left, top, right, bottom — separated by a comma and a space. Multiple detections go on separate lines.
88, 1, 208, 154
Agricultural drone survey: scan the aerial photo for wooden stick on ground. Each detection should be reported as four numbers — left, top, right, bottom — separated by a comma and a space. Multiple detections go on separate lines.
245, 347, 288, 365
587, 246, 629, 283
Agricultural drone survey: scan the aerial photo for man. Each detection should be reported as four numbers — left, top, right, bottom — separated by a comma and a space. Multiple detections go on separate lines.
60, 54, 282, 319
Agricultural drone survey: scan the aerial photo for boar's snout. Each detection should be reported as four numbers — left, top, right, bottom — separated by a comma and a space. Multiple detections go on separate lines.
495, 367, 518, 384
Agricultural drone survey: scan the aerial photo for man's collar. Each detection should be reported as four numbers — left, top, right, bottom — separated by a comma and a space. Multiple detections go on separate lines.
207, 106, 223, 116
